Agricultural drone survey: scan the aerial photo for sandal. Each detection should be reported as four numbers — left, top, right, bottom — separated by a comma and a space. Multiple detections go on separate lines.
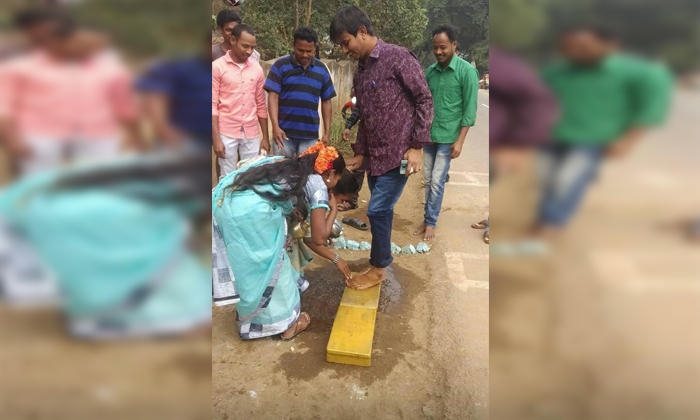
342, 217, 369, 231
471, 220, 488, 229
281, 312, 311, 341
337, 202, 358, 212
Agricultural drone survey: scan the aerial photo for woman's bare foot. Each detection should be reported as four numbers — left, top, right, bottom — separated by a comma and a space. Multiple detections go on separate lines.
413, 222, 427, 236
280, 312, 311, 341
347, 266, 386, 290
423, 226, 436, 241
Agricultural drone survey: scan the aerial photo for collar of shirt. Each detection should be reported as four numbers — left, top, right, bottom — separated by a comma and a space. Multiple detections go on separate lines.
359, 38, 386, 69
428, 55, 460, 76
289, 53, 316, 69
224, 50, 250, 68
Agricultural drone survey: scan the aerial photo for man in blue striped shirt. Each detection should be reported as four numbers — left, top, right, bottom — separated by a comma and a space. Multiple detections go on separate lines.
264, 26, 336, 157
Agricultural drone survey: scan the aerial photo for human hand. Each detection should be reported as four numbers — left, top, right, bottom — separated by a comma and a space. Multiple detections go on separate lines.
606, 138, 635, 159
335, 258, 352, 280
7, 139, 32, 158
273, 126, 288, 151
213, 138, 226, 158
321, 133, 330, 146
451, 140, 463, 159
403, 148, 423, 177
259, 137, 271, 154
342, 128, 351, 142
346, 155, 364, 172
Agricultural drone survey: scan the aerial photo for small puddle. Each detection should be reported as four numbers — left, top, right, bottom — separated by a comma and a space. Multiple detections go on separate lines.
276, 258, 424, 386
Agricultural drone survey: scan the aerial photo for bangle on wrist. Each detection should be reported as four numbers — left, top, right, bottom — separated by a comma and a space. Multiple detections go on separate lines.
332, 254, 340, 264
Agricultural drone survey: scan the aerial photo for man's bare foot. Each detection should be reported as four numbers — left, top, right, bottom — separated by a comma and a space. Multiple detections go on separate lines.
424, 225, 436, 241
536, 225, 561, 241
413, 222, 427, 236
346, 266, 386, 290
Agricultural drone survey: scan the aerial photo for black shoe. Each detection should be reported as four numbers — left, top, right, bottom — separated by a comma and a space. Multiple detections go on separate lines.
446, 174, 450, 183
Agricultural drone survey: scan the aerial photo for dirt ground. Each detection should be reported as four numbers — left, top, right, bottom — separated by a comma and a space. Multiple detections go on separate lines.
212, 92, 491, 420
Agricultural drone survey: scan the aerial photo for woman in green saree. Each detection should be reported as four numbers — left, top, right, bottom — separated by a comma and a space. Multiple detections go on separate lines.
212, 143, 359, 340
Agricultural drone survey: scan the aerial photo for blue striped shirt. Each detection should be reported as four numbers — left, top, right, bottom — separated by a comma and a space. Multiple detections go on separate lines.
264, 55, 336, 140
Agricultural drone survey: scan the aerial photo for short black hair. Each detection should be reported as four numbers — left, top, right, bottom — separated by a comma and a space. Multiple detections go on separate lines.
329, 6, 374, 43
560, 24, 617, 42
432, 24, 458, 42
333, 170, 360, 196
216, 9, 242, 28
13, 8, 71, 30
294, 26, 318, 44
232, 24, 254, 39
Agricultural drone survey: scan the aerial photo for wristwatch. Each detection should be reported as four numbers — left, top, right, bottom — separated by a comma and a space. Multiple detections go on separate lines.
332, 254, 340, 264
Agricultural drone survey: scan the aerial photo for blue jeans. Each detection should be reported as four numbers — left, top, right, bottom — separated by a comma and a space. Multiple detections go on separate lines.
538, 144, 604, 227
423, 143, 453, 227
367, 167, 408, 268
273, 137, 318, 158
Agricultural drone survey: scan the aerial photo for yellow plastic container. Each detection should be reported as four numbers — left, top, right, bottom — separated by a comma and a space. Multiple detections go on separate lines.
326, 283, 381, 367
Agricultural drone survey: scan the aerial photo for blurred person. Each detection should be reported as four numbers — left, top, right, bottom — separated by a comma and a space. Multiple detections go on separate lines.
535, 26, 672, 241
212, 8, 260, 62
414, 25, 478, 242
330, 6, 433, 289
137, 34, 212, 151
265, 26, 336, 156
474, 47, 558, 245
212, 144, 358, 340
0, 10, 141, 175
0, 153, 212, 338
340, 94, 365, 213
212, 24, 269, 181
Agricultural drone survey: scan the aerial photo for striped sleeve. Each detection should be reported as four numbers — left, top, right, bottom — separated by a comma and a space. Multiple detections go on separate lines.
320, 66, 337, 101
264, 62, 283, 94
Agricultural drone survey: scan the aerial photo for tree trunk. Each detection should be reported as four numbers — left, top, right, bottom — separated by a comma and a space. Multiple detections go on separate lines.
305, 0, 312, 26
295, 0, 300, 29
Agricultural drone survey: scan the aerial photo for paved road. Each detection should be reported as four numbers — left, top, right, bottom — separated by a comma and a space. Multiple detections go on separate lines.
490, 89, 700, 420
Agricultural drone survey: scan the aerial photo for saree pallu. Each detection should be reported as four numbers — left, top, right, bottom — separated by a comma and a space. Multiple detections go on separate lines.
212, 157, 308, 339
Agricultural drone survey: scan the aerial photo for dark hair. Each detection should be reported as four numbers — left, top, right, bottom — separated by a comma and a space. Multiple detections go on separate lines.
232, 24, 255, 39
432, 24, 458, 42
294, 26, 318, 44
230, 152, 346, 218
329, 6, 374, 42
560, 24, 617, 42
455, 41, 462, 52
333, 170, 360, 196
13, 8, 72, 29
216, 9, 242, 28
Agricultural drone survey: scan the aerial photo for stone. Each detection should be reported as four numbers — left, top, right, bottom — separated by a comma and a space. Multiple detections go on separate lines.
391, 242, 402, 254
346, 240, 360, 250
401, 244, 417, 255
416, 242, 430, 253
332, 236, 346, 250
359, 241, 371, 250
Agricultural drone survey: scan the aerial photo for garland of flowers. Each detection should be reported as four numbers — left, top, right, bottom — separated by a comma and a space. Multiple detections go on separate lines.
299, 142, 339, 174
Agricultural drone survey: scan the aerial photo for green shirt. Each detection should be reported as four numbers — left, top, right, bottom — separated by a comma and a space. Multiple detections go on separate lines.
543, 54, 672, 145
425, 56, 479, 144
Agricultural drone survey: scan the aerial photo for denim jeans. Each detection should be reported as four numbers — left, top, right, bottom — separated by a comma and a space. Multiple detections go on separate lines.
423, 143, 453, 227
367, 167, 408, 268
273, 137, 318, 158
537, 144, 605, 227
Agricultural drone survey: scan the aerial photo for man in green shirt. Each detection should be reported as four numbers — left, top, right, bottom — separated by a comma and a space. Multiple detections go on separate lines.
414, 25, 478, 241
536, 26, 671, 239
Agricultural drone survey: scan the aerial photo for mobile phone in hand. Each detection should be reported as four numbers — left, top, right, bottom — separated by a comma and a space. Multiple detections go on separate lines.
400, 159, 408, 175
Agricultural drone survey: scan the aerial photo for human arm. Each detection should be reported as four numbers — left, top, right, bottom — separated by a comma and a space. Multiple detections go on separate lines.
263, 63, 287, 150
211, 64, 225, 157
321, 100, 332, 145
309, 195, 339, 247
452, 66, 479, 159
255, 69, 270, 153
303, 238, 351, 279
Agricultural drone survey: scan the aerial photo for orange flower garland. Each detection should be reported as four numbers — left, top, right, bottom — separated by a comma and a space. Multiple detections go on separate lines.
299, 141, 339, 174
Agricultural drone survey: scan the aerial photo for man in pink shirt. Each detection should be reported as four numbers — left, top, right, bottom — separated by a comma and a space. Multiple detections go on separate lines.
212, 24, 269, 180
0, 11, 140, 175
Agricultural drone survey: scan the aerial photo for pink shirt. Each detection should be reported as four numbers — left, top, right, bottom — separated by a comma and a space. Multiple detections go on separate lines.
212, 52, 267, 140
0, 51, 137, 139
